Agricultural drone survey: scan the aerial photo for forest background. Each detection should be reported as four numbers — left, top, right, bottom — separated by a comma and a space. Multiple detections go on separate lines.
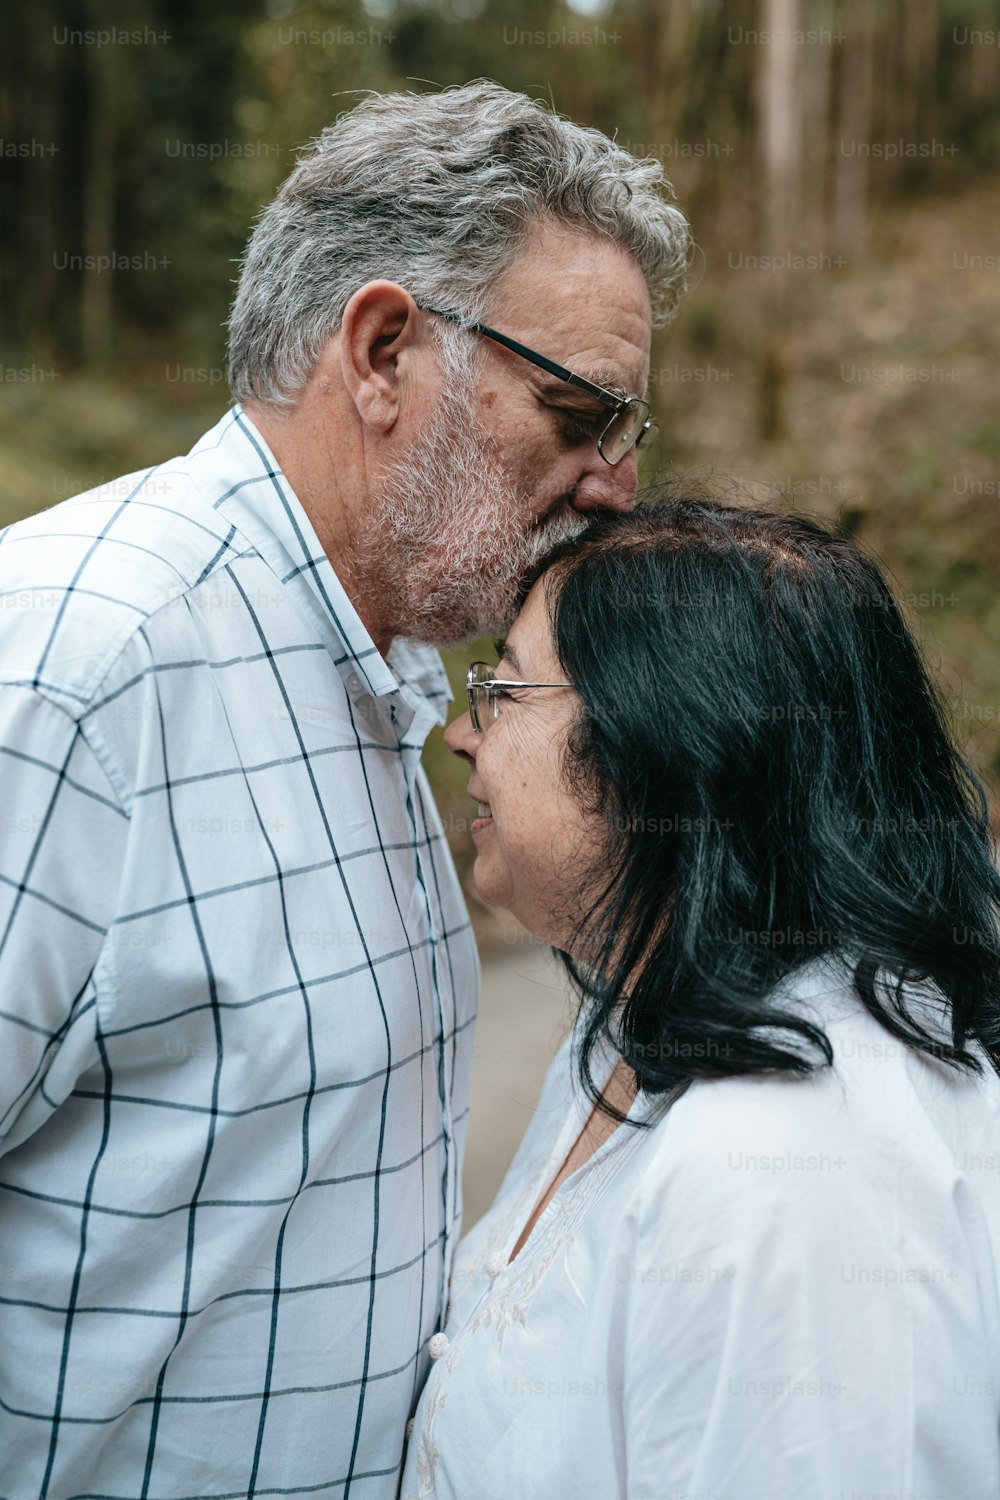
2, 0, 999, 950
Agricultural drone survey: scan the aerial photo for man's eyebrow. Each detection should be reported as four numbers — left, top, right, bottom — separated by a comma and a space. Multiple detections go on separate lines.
493, 636, 523, 675
585, 369, 631, 398
534, 373, 630, 404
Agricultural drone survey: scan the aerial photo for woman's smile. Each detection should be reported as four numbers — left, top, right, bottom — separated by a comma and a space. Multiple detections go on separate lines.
468, 784, 493, 830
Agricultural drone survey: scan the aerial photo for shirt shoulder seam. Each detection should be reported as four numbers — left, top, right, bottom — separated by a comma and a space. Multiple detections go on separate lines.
0, 530, 256, 723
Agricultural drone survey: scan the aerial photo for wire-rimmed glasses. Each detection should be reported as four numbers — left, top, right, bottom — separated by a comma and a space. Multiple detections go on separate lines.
466, 661, 574, 732
419, 304, 657, 466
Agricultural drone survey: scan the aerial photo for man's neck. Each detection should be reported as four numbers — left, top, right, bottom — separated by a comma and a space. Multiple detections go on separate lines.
244, 399, 395, 660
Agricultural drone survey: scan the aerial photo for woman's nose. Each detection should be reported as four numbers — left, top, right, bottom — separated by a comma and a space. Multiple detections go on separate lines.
444, 709, 480, 764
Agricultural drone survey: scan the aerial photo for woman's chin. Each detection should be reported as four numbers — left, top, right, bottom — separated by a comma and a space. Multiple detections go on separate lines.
473, 887, 569, 951
470, 871, 532, 933
470, 860, 506, 910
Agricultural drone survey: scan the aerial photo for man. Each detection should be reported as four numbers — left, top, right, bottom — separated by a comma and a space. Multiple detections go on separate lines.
0, 81, 689, 1498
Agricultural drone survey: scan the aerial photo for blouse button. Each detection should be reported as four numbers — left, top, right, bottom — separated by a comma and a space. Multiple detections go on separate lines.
405, 1418, 415, 1438
428, 1332, 449, 1360
485, 1251, 505, 1279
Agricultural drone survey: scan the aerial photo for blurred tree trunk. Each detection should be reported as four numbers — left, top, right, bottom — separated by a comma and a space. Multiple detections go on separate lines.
967, 13, 1000, 106
0, 2, 59, 356
832, 0, 875, 258
30, 0, 59, 353
801, 0, 834, 248
760, 0, 802, 251
756, 0, 803, 441
628, 0, 695, 137
899, 0, 935, 145
81, 0, 116, 367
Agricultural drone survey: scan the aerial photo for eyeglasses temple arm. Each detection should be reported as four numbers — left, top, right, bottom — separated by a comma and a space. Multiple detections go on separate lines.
418, 303, 623, 410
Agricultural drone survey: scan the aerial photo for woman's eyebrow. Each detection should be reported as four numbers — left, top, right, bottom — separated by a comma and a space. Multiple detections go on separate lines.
493, 637, 524, 675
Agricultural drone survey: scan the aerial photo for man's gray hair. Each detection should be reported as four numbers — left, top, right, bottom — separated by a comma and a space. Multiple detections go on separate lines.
227, 80, 692, 408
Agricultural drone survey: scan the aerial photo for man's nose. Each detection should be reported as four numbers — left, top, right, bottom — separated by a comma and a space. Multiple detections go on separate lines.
568, 444, 639, 514
444, 710, 480, 765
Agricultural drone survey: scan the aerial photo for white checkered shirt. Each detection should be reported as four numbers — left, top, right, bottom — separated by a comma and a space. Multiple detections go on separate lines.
0, 406, 479, 1500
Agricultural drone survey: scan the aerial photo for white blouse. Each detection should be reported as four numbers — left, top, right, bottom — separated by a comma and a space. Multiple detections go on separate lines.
401, 957, 1000, 1499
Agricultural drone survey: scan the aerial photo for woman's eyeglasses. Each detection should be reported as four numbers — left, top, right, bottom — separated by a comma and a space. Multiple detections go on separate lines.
466, 661, 573, 732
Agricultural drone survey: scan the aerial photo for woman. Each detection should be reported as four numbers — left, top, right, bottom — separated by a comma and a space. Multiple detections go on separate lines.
400, 501, 1000, 1499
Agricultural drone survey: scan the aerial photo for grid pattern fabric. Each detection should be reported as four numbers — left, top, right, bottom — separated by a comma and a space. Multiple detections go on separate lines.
0, 407, 479, 1500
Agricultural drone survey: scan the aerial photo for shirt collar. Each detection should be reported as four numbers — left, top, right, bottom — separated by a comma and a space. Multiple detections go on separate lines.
183, 405, 453, 724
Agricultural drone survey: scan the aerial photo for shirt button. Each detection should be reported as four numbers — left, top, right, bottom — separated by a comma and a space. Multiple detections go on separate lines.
485, 1251, 505, 1279
428, 1332, 449, 1360
405, 1418, 415, 1438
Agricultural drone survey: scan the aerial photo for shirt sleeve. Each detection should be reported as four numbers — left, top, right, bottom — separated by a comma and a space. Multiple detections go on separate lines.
622, 1087, 920, 1500
0, 684, 129, 1154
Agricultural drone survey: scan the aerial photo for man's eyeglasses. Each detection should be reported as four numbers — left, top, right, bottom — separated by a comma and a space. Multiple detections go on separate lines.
466, 661, 573, 732
419, 304, 656, 466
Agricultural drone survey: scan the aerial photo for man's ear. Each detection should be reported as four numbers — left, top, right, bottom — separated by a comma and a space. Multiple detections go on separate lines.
338, 281, 421, 434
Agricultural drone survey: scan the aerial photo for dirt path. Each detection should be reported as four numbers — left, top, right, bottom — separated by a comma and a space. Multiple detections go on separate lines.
460, 941, 576, 1231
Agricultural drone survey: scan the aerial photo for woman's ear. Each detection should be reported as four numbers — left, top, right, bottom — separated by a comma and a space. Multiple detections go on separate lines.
338, 281, 421, 434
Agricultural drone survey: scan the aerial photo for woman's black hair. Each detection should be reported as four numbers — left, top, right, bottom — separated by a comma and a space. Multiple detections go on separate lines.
520, 499, 1000, 1116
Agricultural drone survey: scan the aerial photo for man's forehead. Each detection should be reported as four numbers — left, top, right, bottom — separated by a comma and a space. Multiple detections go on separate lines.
489, 221, 652, 372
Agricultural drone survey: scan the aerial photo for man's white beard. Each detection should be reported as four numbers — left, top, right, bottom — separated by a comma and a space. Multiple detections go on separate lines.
357, 377, 591, 646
